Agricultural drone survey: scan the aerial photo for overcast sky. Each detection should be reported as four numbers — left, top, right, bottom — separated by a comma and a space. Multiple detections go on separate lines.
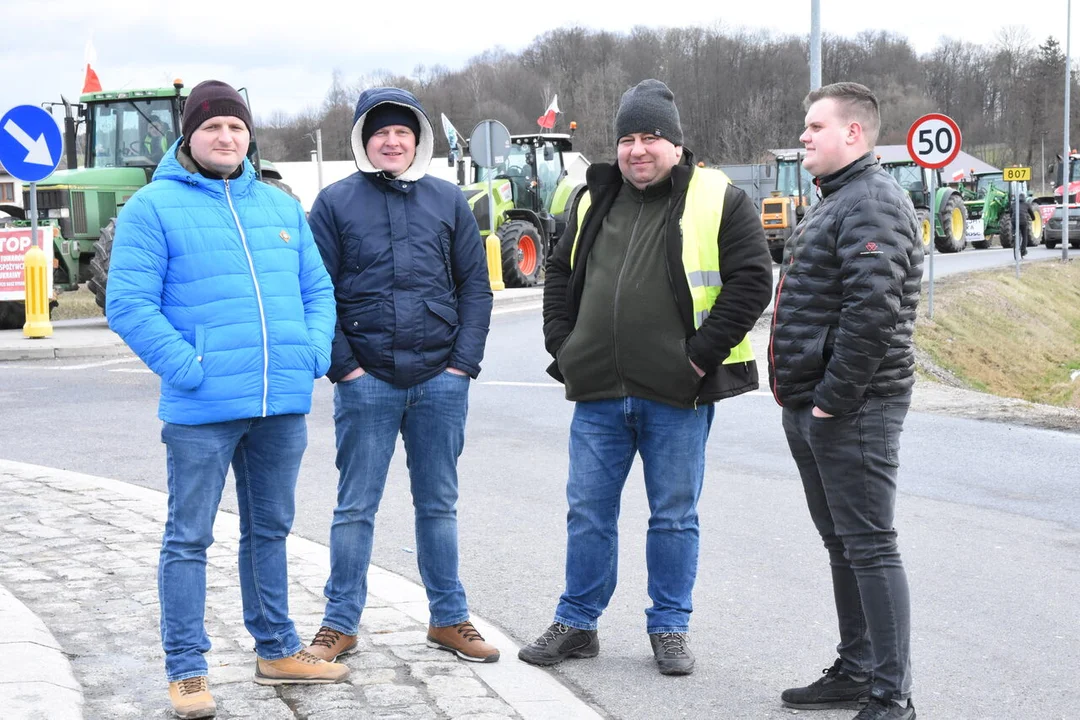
4, 0, 1077, 121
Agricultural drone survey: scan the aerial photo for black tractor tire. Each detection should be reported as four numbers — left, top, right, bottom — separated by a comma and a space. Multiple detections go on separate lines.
0, 301, 26, 331
999, 211, 1015, 249
498, 220, 545, 288
1045, 236, 1059, 250
970, 236, 991, 249
769, 246, 784, 264
915, 209, 933, 248
87, 218, 116, 314
1071, 238, 1080, 250
935, 193, 967, 253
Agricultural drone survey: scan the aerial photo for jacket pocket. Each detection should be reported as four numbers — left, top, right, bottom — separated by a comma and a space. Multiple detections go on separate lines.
194, 325, 206, 362
423, 296, 459, 356
436, 229, 454, 290
342, 301, 387, 368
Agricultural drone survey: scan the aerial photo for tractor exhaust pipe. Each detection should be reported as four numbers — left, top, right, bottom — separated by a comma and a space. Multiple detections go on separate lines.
60, 95, 78, 170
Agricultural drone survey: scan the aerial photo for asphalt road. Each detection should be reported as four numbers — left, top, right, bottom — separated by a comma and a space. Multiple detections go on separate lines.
3, 297, 1078, 719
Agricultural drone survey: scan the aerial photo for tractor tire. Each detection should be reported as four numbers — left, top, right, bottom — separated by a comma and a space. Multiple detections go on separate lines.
0, 301, 26, 331
87, 218, 116, 314
970, 236, 991, 249
915, 209, 932, 248
1045, 236, 1059, 250
935, 193, 967, 253
999, 211, 1015, 249
769, 246, 784, 264
498, 220, 545, 288
1029, 212, 1043, 246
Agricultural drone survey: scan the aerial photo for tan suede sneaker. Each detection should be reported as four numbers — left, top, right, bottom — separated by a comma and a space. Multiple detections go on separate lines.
254, 648, 350, 685
426, 621, 500, 663
308, 626, 359, 662
168, 676, 216, 719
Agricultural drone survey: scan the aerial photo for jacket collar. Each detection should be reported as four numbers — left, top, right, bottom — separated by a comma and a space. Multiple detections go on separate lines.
816, 151, 877, 198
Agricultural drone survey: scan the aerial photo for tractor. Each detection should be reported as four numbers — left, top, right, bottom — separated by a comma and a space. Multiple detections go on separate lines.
0, 81, 291, 329
760, 151, 816, 264
958, 171, 1041, 249
453, 132, 585, 287
881, 160, 965, 252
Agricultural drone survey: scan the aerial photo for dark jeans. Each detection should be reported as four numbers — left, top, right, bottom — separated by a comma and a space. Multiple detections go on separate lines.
782, 395, 912, 700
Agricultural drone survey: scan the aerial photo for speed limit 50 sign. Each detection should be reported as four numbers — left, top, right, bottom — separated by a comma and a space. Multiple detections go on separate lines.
906, 113, 962, 169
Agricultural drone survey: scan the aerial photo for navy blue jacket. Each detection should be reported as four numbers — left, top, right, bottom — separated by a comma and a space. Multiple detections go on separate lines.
309, 87, 492, 387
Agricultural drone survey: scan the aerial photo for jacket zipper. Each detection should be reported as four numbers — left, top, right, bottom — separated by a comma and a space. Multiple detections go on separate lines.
225, 178, 269, 417
769, 255, 793, 407
612, 202, 645, 397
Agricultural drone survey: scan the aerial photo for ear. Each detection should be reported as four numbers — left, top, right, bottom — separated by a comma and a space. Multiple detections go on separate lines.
674, 145, 684, 159
847, 121, 863, 147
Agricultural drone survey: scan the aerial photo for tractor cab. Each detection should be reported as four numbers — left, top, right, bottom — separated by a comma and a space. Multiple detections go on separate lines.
86, 92, 183, 178
475, 134, 572, 217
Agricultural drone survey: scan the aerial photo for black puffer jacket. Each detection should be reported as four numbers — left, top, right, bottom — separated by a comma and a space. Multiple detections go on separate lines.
768, 153, 924, 414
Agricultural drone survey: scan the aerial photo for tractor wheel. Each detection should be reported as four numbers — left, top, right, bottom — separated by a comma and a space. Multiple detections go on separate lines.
915, 209, 932, 247
498, 220, 545, 288
1045, 236, 1059, 250
935, 193, 966, 253
87, 218, 116, 314
0, 301, 26, 331
999, 211, 1015, 249
769, 246, 784, 264
1029, 212, 1043, 246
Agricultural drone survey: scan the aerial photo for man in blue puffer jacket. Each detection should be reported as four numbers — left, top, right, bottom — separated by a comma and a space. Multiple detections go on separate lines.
305, 87, 496, 665
107, 80, 346, 718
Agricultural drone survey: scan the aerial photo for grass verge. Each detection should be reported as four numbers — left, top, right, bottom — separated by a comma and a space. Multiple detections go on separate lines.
915, 260, 1080, 408
53, 286, 103, 321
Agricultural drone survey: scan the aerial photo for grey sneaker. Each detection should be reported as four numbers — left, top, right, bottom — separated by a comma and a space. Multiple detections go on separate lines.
781, 658, 872, 709
517, 622, 599, 666
649, 632, 695, 676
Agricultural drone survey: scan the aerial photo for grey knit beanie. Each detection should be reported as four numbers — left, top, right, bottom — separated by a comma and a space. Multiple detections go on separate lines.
614, 79, 683, 146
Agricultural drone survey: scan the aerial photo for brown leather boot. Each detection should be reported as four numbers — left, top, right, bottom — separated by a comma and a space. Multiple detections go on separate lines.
426, 621, 500, 663
168, 676, 216, 718
254, 648, 350, 685
308, 626, 358, 662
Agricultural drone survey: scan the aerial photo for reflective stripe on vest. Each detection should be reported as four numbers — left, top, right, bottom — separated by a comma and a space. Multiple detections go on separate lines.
569, 168, 754, 366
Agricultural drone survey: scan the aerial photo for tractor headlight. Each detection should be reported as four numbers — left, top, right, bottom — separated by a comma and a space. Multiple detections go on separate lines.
47, 208, 70, 219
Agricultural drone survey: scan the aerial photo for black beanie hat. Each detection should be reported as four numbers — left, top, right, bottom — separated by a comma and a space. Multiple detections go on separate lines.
182, 80, 254, 141
614, 79, 683, 146
361, 103, 421, 148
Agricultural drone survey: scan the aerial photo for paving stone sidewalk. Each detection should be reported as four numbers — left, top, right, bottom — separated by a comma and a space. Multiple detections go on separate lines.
0, 460, 600, 720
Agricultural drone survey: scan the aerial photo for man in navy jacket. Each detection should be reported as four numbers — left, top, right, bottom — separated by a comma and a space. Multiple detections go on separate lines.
306, 87, 496, 664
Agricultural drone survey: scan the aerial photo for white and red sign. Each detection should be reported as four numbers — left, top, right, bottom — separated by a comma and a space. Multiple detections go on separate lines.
907, 113, 962, 170
0, 227, 52, 301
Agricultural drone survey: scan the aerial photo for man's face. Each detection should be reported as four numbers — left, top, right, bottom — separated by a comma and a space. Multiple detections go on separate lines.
366, 125, 417, 176
799, 98, 865, 177
189, 115, 249, 178
617, 133, 682, 190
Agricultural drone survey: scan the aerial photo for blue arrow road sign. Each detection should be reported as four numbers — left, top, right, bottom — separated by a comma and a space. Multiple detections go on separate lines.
0, 105, 63, 183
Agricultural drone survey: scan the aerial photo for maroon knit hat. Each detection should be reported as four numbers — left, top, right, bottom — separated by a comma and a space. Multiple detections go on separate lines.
181, 80, 254, 141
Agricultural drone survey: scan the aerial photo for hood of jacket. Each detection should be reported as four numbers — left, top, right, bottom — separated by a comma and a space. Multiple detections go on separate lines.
350, 87, 434, 183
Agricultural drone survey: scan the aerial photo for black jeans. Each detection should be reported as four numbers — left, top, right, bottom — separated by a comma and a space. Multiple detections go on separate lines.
782, 395, 912, 700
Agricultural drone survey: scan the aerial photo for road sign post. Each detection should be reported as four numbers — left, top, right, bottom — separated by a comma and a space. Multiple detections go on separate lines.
907, 113, 962, 320
0, 104, 63, 338
470, 119, 511, 292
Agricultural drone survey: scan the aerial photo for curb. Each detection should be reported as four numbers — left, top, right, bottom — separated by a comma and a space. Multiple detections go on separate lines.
0, 584, 83, 720
0, 459, 602, 720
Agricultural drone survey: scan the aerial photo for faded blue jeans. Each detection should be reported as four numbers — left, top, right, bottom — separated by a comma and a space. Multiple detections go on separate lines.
159, 414, 307, 682
322, 370, 471, 634
554, 397, 715, 634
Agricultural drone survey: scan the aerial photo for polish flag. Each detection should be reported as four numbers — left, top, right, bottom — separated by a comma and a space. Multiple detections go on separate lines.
537, 95, 559, 130
83, 39, 102, 93
951, 169, 965, 182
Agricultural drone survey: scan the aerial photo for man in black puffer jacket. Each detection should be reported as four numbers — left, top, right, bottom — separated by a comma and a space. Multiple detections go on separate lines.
769, 82, 922, 720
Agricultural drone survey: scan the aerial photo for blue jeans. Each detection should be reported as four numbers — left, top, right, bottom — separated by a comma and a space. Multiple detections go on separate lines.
159, 414, 307, 682
322, 370, 471, 633
554, 397, 714, 634
782, 395, 912, 700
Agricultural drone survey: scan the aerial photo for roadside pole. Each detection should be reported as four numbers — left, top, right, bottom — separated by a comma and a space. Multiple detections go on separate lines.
927, 169, 936, 317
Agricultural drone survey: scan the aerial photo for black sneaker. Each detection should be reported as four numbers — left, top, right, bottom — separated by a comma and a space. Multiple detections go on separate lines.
517, 622, 599, 666
649, 632, 694, 676
853, 697, 916, 719
781, 659, 872, 709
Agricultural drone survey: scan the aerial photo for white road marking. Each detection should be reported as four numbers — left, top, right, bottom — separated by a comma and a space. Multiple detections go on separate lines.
492, 302, 542, 315
2, 357, 141, 371
108, 368, 153, 374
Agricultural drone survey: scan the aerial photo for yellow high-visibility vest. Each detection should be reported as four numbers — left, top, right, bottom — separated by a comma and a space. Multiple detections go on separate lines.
569, 168, 754, 365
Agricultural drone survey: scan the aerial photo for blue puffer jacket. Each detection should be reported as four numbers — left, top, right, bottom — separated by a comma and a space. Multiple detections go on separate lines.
107, 141, 337, 425
309, 87, 492, 387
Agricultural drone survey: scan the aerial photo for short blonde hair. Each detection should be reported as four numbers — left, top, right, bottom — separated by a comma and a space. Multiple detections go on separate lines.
805, 82, 880, 148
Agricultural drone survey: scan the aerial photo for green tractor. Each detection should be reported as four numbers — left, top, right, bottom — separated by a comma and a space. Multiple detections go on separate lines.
0, 81, 290, 329
881, 160, 966, 252
454, 132, 585, 287
958, 172, 1041, 249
